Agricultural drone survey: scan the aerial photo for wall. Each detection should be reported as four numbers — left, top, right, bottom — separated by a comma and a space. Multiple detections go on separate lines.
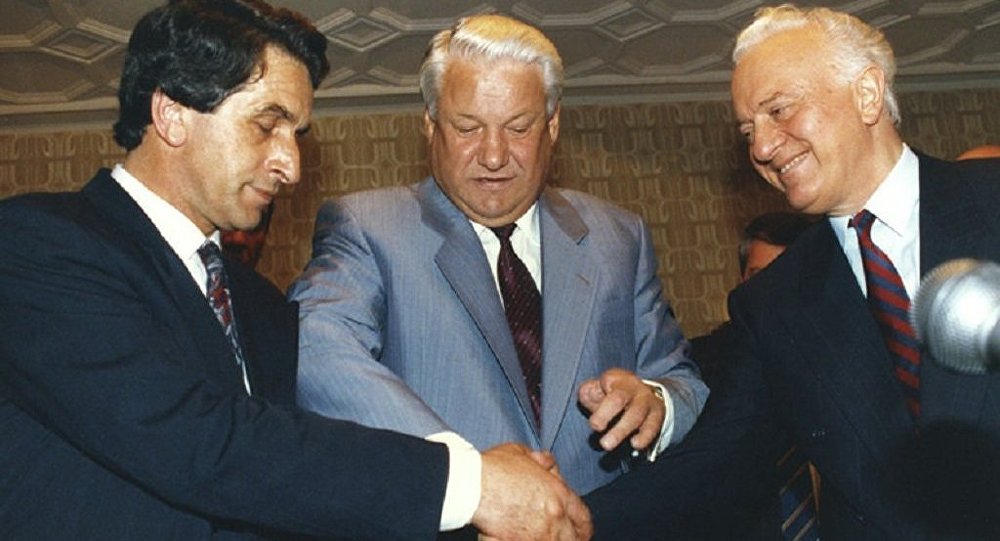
2, 88, 997, 337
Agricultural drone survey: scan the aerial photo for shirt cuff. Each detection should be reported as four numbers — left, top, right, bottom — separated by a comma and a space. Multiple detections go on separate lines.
426, 431, 482, 531
637, 380, 674, 462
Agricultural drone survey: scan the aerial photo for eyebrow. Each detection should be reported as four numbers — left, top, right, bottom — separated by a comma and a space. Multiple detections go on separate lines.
256, 103, 311, 134
735, 91, 783, 127
257, 104, 294, 121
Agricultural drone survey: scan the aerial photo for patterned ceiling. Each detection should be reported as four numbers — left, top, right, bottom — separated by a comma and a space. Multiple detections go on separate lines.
2, 0, 999, 132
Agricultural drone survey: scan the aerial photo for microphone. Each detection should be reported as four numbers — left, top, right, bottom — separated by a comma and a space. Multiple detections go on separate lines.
911, 259, 1000, 374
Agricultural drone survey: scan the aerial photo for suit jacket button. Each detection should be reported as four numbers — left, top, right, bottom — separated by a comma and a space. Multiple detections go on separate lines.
810, 429, 826, 440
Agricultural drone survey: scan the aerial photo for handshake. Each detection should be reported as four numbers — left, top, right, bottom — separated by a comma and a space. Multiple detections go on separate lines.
469, 369, 668, 541
473, 443, 593, 541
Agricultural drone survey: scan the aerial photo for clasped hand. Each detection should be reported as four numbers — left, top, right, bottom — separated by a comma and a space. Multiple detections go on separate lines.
578, 368, 666, 453
474, 443, 592, 541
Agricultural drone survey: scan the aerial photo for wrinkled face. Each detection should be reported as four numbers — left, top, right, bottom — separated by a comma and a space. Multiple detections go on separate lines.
178, 46, 313, 234
732, 27, 872, 216
425, 57, 559, 227
741, 239, 786, 281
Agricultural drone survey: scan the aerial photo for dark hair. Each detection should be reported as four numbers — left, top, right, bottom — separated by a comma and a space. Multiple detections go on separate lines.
738, 212, 815, 274
113, 0, 329, 150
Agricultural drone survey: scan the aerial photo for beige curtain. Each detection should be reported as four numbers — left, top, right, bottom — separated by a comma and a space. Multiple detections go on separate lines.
2, 88, 997, 336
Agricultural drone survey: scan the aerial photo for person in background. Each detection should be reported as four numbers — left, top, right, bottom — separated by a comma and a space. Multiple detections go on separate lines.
956, 144, 1000, 161
289, 12, 707, 522
586, 4, 1000, 540
0, 2, 590, 540
739, 212, 816, 281
693, 211, 815, 391
222, 201, 273, 268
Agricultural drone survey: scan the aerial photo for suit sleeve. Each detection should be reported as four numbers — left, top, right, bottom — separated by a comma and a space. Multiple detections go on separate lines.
586, 291, 779, 540
0, 198, 449, 540
290, 198, 453, 437
631, 217, 709, 445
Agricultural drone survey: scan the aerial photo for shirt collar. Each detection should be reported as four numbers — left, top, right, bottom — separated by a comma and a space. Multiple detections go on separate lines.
111, 164, 219, 261
830, 144, 919, 243
864, 144, 919, 237
469, 202, 540, 241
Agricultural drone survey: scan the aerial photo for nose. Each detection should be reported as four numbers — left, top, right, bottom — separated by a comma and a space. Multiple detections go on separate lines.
750, 120, 784, 166
269, 133, 301, 185
477, 128, 510, 171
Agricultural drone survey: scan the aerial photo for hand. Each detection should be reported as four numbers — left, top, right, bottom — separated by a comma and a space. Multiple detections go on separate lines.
472, 443, 592, 541
578, 368, 666, 452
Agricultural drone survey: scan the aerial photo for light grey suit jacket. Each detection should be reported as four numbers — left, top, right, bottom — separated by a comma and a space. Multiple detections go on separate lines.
289, 178, 708, 494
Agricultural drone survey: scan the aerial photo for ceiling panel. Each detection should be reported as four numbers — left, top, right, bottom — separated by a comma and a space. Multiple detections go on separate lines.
1, 0, 998, 132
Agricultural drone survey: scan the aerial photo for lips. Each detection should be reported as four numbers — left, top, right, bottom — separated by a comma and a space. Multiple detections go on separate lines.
473, 176, 515, 190
778, 152, 808, 175
249, 185, 277, 205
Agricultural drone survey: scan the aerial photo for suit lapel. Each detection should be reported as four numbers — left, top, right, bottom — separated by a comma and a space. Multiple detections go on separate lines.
538, 190, 596, 449
80, 170, 248, 393
916, 154, 992, 427
788, 223, 914, 458
419, 179, 540, 435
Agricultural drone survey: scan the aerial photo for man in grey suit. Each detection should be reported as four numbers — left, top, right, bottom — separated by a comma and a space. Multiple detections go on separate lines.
289, 13, 707, 501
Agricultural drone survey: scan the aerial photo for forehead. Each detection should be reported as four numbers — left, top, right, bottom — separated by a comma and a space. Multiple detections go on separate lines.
223, 47, 313, 121
732, 28, 832, 109
439, 57, 545, 106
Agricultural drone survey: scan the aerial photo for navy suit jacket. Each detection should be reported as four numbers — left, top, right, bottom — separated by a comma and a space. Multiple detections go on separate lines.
586, 154, 1000, 540
290, 178, 707, 495
0, 170, 449, 540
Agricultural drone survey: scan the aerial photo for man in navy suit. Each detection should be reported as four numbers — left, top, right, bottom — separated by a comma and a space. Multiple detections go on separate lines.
290, 12, 707, 509
587, 5, 1000, 540
0, 2, 591, 540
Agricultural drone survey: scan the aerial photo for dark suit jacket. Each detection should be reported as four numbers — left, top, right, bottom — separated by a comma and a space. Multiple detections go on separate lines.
586, 154, 1000, 540
0, 170, 449, 540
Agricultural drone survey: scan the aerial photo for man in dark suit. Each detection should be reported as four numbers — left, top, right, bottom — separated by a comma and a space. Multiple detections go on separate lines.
587, 5, 1000, 540
0, 2, 590, 540
688, 212, 818, 541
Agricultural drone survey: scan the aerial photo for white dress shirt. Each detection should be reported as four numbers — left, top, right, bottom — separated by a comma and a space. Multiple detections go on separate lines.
470, 203, 675, 460
829, 145, 921, 299
111, 165, 480, 531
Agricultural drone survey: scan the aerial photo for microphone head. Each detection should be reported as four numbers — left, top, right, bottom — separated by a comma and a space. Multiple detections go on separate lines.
912, 259, 1000, 374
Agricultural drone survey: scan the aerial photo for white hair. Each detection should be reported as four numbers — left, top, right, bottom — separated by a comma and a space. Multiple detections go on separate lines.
733, 4, 900, 125
419, 14, 564, 120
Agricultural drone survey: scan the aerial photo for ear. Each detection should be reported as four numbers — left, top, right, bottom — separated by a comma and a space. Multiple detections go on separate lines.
855, 65, 886, 126
150, 89, 189, 147
423, 108, 436, 141
547, 103, 561, 143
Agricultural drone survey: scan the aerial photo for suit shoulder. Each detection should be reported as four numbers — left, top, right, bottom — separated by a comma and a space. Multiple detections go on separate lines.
2, 190, 84, 218
550, 187, 644, 226
0, 191, 99, 244
317, 182, 421, 224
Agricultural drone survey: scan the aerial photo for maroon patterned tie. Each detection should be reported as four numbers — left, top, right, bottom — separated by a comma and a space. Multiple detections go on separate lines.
850, 210, 920, 419
198, 241, 251, 395
491, 224, 542, 428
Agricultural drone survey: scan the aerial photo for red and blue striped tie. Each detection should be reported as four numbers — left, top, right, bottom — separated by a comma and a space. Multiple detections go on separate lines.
850, 210, 920, 419
199, 241, 251, 395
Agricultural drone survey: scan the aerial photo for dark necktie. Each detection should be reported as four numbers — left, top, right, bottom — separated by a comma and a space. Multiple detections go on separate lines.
491, 224, 542, 428
198, 241, 251, 395
778, 445, 819, 540
850, 210, 920, 419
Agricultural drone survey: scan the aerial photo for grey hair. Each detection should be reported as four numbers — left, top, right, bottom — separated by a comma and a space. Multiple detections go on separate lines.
419, 13, 564, 120
733, 4, 900, 125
